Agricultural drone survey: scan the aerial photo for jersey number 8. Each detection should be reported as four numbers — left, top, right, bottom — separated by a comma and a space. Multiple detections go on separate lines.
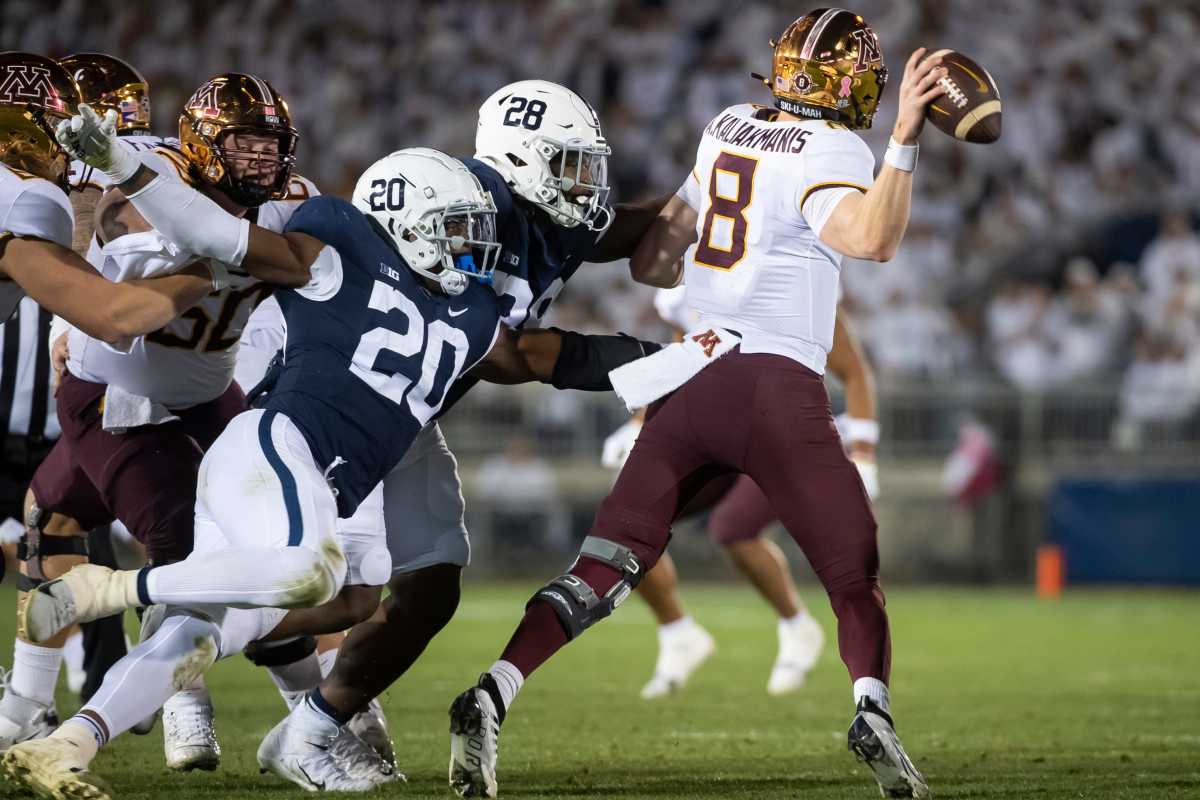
694, 151, 758, 271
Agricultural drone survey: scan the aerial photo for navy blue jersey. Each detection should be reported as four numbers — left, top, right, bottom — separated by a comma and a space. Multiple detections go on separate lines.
437, 159, 607, 415
266, 196, 501, 516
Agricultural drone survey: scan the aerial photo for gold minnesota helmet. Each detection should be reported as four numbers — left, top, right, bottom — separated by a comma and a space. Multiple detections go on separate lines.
0, 51, 80, 186
58, 52, 150, 134
178, 72, 298, 208
765, 8, 887, 130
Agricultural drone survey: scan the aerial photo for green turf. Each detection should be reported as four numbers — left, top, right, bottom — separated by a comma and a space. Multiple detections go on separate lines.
1, 583, 1198, 800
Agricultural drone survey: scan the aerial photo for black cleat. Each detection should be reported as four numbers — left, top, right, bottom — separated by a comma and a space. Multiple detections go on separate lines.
847, 698, 929, 798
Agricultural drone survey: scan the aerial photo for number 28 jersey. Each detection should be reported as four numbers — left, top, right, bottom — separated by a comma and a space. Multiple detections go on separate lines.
267, 196, 501, 516
678, 103, 874, 375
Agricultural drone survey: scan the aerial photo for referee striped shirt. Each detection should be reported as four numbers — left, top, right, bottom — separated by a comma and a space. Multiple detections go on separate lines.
0, 297, 59, 442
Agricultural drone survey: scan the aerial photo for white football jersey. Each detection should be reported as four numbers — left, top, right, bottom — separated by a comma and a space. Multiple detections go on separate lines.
0, 164, 74, 322
67, 134, 174, 191
677, 103, 874, 374
653, 285, 699, 332
67, 145, 319, 408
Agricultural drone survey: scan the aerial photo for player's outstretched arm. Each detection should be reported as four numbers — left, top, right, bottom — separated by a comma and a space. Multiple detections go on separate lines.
628, 195, 697, 288
471, 326, 663, 390
57, 105, 323, 288
587, 192, 674, 263
819, 48, 946, 262
0, 236, 214, 343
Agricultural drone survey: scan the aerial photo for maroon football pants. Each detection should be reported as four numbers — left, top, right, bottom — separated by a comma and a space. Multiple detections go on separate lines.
30, 371, 246, 563
502, 350, 889, 683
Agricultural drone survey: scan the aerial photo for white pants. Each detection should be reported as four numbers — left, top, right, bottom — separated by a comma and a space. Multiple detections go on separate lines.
145, 409, 347, 609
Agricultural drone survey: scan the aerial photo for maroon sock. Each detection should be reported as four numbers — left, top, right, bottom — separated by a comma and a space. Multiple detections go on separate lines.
499, 559, 622, 677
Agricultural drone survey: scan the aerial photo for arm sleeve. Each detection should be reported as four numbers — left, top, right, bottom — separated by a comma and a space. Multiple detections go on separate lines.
675, 167, 703, 211
125, 174, 250, 265
797, 132, 875, 233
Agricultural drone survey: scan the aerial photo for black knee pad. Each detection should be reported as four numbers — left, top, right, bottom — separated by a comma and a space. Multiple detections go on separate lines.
530, 536, 643, 640
244, 635, 318, 667
17, 501, 89, 590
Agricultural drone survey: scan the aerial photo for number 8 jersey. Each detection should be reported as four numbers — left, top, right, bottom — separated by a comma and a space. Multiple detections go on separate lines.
677, 103, 874, 375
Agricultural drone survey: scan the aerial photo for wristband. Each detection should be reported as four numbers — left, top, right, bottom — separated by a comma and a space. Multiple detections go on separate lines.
884, 137, 918, 172
842, 416, 880, 445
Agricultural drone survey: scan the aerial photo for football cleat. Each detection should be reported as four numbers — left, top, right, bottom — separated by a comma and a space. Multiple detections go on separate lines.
640, 623, 715, 700
448, 675, 503, 798
256, 714, 380, 792
162, 690, 220, 772
330, 726, 403, 787
0, 736, 111, 800
0, 668, 59, 752
766, 614, 825, 696
348, 697, 396, 768
847, 698, 929, 798
21, 564, 138, 644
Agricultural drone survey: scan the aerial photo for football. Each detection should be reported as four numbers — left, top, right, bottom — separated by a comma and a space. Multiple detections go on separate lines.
925, 49, 1002, 144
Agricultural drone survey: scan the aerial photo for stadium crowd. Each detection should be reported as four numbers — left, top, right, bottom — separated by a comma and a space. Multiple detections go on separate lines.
8, 0, 1200, 423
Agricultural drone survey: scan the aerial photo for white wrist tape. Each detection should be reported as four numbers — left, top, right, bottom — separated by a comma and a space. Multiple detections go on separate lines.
103, 145, 141, 185
126, 175, 250, 267
843, 416, 880, 445
884, 137, 918, 172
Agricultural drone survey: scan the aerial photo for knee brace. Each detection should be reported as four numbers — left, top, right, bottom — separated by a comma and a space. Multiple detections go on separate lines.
17, 500, 88, 591
531, 536, 644, 641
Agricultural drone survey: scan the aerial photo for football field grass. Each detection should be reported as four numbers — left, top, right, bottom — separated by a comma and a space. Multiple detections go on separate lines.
1, 583, 1197, 800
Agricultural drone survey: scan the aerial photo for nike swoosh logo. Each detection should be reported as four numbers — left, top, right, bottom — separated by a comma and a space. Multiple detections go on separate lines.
558, 123, 574, 129
303, 740, 330, 752
449, 307, 469, 317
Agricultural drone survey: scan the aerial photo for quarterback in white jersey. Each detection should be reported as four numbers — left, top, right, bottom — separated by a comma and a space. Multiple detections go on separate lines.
445, 10, 945, 800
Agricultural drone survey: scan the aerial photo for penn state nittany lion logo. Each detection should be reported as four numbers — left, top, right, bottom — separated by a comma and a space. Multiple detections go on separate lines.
0, 65, 63, 110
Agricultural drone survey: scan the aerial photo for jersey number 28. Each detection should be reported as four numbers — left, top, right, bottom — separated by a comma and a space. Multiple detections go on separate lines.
694, 151, 758, 271
350, 280, 470, 424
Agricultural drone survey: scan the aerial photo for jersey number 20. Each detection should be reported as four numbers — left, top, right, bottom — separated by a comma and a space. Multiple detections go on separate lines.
350, 281, 471, 424
694, 151, 758, 271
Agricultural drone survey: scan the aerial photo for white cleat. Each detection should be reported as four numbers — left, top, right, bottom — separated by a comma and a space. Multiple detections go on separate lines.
163, 690, 220, 772
640, 623, 716, 700
348, 697, 396, 769
847, 698, 929, 798
766, 613, 825, 696
330, 726, 402, 787
448, 676, 502, 798
1, 736, 112, 800
257, 714, 379, 792
0, 669, 59, 752
20, 564, 138, 644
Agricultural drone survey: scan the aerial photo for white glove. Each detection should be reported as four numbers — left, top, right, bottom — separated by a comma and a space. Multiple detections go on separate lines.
601, 418, 643, 470
853, 456, 880, 501
55, 104, 139, 184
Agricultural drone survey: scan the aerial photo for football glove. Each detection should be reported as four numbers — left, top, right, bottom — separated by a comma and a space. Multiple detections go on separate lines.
55, 104, 140, 184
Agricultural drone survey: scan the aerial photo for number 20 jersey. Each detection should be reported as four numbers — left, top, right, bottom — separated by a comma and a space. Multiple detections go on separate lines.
677, 103, 874, 375
267, 196, 501, 517
66, 146, 318, 409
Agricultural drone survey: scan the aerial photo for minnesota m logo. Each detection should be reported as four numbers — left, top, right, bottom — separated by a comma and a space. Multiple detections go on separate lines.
851, 28, 882, 73
0, 65, 62, 110
186, 82, 221, 117
691, 329, 723, 358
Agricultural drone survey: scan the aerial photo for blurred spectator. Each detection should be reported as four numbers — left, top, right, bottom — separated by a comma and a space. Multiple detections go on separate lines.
475, 436, 568, 553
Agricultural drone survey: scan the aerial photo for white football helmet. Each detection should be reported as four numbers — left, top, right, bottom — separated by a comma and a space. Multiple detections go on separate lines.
475, 80, 612, 232
353, 148, 500, 296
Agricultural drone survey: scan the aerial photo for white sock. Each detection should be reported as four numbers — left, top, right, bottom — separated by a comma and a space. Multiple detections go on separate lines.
145, 547, 333, 607
293, 692, 344, 737
780, 610, 808, 627
487, 660, 524, 712
658, 616, 699, 640
84, 613, 220, 741
853, 677, 890, 713
11, 639, 63, 706
265, 648, 323, 695
62, 631, 84, 675
317, 647, 338, 679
